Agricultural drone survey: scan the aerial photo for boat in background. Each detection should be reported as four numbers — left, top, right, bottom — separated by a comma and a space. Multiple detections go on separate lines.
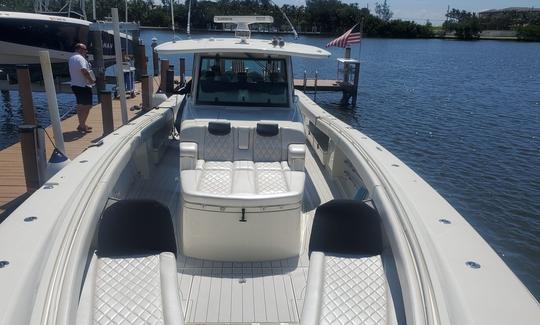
0, 11, 133, 80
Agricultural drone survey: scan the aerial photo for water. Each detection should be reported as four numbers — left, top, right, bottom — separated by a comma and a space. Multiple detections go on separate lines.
2, 31, 539, 300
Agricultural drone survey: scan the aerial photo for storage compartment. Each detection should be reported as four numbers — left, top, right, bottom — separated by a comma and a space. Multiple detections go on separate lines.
181, 202, 302, 261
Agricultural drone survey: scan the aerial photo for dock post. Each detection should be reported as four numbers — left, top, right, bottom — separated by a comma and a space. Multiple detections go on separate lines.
351, 62, 360, 106
111, 8, 128, 125
100, 90, 114, 135
303, 70, 307, 92
159, 59, 170, 92
166, 65, 175, 94
179, 58, 186, 85
343, 47, 351, 84
134, 42, 147, 80
141, 74, 151, 110
15, 65, 37, 124
91, 31, 106, 102
152, 38, 159, 77
39, 51, 66, 154
19, 125, 47, 191
314, 70, 319, 100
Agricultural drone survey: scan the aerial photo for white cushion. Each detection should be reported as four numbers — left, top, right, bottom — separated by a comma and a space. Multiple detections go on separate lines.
181, 160, 304, 207
301, 252, 387, 325
77, 252, 184, 325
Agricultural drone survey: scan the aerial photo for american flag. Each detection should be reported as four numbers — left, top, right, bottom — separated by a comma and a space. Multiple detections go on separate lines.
326, 24, 362, 48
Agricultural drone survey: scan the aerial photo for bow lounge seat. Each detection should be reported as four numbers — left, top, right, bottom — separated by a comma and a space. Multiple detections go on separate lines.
179, 121, 306, 261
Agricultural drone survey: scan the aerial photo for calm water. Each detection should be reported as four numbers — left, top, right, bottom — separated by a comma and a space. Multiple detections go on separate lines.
1, 31, 539, 300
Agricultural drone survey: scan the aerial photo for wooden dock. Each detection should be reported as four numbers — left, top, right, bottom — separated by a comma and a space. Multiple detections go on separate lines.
0, 79, 156, 221
293, 79, 342, 91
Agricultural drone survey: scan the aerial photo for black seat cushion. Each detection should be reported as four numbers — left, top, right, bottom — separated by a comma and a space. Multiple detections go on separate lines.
98, 199, 176, 256
309, 199, 382, 255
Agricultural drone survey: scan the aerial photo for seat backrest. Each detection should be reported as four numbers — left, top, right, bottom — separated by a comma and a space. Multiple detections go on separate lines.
254, 123, 282, 162
98, 199, 177, 256
309, 199, 382, 256
181, 120, 305, 163
203, 121, 234, 161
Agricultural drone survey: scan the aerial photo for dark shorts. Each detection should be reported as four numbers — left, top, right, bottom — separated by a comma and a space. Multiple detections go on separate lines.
71, 86, 93, 106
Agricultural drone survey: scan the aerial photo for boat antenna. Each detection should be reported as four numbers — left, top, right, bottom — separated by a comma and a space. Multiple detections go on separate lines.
187, 0, 192, 38
270, 0, 298, 39
171, 0, 177, 42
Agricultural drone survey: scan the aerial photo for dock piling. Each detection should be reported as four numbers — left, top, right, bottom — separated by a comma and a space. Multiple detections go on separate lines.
166, 65, 175, 94
152, 38, 159, 77
100, 90, 114, 135
39, 51, 66, 154
141, 75, 151, 110
111, 8, 129, 125
19, 125, 47, 191
303, 70, 307, 92
314, 70, 319, 100
179, 58, 186, 85
134, 42, 147, 80
159, 59, 170, 92
15, 65, 37, 124
91, 31, 106, 101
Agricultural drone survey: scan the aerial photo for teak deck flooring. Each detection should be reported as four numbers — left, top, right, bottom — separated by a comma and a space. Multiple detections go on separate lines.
0, 79, 159, 220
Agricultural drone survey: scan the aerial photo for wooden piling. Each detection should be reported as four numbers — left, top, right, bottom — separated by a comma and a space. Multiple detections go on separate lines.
134, 43, 147, 80
343, 47, 351, 83
152, 39, 159, 77
19, 125, 46, 191
166, 65, 175, 94
303, 70, 307, 92
159, 59, 169, 92
351, 63, 360, 106
141, 74, 151, 110
100, 90, 114, 135
179, 58, 186, 84
91, 31, 106, 101
15, 65, 37, 124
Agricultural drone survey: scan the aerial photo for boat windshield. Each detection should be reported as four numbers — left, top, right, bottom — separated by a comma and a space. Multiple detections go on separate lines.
196, 56, 289, 107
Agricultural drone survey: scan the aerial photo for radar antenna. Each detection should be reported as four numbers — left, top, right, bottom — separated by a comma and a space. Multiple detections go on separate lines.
214, 16, 274, 41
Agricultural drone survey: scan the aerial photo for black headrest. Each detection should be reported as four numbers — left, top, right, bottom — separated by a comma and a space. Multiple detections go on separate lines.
256, 123, 279, 137
309, 199, 382, 256
208, 121, 231, 135
98, 199, 176, 256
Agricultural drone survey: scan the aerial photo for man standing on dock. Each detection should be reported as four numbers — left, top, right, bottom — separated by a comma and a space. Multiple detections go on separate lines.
69, 43, 95, 133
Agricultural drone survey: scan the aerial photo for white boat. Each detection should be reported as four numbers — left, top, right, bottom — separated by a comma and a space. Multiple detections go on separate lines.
0, 16, 538, 325
0, 11, 132, 78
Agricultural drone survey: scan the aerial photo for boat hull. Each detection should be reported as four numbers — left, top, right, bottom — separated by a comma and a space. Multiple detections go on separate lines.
0, 11, 132, 79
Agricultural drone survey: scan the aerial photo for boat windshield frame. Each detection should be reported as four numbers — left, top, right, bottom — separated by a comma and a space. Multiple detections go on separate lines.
195, 55, 290, 108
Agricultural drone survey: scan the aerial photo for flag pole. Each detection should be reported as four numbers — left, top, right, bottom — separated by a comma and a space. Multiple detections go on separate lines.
358, 17, 364, 61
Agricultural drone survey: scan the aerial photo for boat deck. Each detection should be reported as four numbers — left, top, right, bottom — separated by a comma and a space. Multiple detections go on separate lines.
125, 141, 357, 323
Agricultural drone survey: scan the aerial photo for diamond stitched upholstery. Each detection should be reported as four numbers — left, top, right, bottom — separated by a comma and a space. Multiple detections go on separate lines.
180, 121, 305, 207
197, 169, 232, 195
254, 131, 282, 162
321, 255, 386, 325
94, 255, 164, 325
256, 170, 288, 194
203, 131, 233, 161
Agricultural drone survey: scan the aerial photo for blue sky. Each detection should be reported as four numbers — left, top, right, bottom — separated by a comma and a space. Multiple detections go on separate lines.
272, 1, 540, 24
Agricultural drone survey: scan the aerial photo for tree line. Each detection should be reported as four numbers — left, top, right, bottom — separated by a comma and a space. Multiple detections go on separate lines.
2, 0, 434, 38
443, 7, 540, 40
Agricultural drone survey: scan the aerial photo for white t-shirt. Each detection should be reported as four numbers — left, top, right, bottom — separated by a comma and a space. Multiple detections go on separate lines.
69, 53, 93, 87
